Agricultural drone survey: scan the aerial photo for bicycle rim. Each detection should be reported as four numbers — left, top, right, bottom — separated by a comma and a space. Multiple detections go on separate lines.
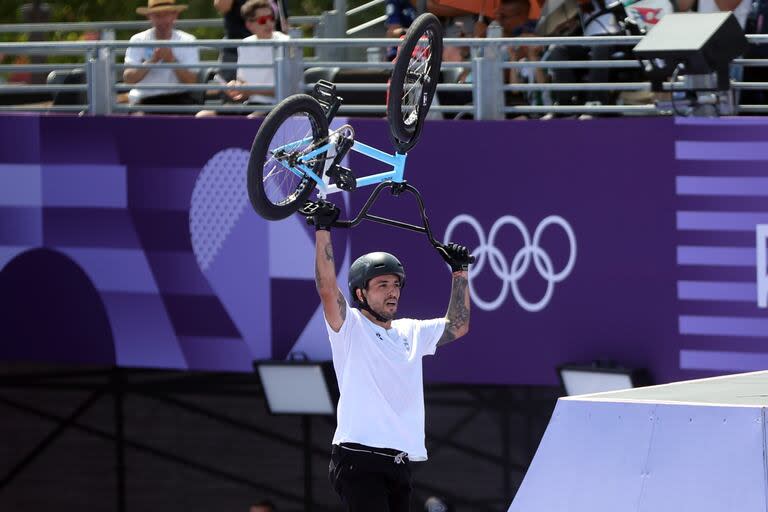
400, 33, 436, 129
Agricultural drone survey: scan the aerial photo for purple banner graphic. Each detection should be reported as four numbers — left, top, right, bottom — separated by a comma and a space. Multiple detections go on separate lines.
674, 119, 768, 376
677, 281, 756, 301
677, 176, 768, 196
1, 114, 768, 385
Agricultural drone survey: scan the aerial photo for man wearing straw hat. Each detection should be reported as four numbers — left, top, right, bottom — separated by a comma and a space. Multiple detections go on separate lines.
124, 0, 200, 110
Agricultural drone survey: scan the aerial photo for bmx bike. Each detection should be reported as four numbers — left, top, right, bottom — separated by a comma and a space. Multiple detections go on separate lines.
246, 13, 468, 254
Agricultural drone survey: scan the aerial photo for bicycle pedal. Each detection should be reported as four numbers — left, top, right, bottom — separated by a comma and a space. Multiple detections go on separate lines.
327, 166, 357, 192
299, 201, 321, 216
312, 80, 343, 122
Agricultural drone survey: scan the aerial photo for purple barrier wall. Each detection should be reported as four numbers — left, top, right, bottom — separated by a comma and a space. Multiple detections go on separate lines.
0, 114, 766, 385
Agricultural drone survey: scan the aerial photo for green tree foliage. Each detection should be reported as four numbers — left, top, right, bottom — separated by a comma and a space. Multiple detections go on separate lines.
0, 0, 347, 26
0, 0, 382, 65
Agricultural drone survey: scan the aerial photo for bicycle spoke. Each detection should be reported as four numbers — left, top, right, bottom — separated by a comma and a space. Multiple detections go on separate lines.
385, 13, 442, 147
261, 114, 316, 205
398, 34, 434, 126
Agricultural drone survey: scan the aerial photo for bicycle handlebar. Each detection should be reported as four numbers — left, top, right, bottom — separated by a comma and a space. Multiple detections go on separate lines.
304, 181, 475, 265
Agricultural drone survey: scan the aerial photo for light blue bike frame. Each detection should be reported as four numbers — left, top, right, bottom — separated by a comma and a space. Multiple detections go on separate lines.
274, 133, 409, 198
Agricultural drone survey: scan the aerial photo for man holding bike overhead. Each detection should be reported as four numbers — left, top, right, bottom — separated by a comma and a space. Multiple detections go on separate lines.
308, 201, 472, 512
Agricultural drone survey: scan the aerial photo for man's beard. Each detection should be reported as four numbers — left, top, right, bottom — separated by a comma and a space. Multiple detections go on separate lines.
371, 303, 397, 322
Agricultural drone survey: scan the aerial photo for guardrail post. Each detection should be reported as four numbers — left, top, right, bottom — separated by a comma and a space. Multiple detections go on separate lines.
275, 42, 305, 101
473, 41, 504, 121
87, 47, 112, 116
334, 0, 348, 32
317, 7, 346, 61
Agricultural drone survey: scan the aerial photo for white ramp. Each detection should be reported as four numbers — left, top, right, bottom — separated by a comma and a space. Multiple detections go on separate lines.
509, 371, 768, 512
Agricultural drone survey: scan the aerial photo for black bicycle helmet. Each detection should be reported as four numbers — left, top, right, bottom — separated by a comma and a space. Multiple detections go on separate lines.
348, 252, 406, 306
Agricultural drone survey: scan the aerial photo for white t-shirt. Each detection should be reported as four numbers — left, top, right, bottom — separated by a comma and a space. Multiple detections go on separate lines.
124, 28, 199, 104
236, 32, 290, 104
326, 303, 446, 461
697, 0, 750, 28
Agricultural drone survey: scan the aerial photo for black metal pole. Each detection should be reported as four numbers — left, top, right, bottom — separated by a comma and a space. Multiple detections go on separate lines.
303, 415, 312, 512
113, 369, 126, 512
501, 400, 512, 502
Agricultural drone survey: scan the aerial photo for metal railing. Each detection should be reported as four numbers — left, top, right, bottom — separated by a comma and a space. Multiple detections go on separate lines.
0, 34, 767, 118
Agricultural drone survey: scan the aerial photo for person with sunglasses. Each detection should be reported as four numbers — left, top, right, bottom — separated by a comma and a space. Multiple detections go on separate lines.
213, 0, 288, 81
222, 0, 289, 116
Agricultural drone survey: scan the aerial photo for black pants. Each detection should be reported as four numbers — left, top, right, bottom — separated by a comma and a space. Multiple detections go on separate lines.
329, 444, 412, 512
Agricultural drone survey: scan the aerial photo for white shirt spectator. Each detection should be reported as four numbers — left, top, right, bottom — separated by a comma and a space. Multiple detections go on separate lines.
236, 31, 290, 104
124, 28, 199, 104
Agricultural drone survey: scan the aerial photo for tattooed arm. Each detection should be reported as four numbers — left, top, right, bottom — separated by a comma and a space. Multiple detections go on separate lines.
315, 230, 347, 332
437, 270, 470, 347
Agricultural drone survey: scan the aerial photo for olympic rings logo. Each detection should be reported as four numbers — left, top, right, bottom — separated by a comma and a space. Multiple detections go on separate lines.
444, 214, 577, 312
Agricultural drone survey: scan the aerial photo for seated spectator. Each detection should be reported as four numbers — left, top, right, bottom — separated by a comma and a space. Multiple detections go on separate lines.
123, 0, 200, 111
492, 0, 540, 109
199, 0, 289, 117
442, 21, 471, 83
476, 0, 540, 38
214, 0, 289, 81
496, 0, 537, 39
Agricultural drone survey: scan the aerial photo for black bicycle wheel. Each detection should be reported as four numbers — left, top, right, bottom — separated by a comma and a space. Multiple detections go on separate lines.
247, 94, 329, 221
387, 13, 443, 144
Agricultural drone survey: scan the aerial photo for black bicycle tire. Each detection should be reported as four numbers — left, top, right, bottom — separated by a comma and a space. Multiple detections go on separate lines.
387, 13, 443, 144
247, 94, 329, 221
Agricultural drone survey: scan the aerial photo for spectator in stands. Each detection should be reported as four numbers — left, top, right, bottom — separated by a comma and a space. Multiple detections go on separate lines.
123, 0, 199, 110
385, 0, 417, 38
442, 21, 471, 83
496, 0, 537, 39
198, 0, 289, 117
476, 0, 540, 38
384, 0, 417, 60
214, 0, 288, 81
385, 0, 476, 60
491, 0, 543, 111
249, 499, 276, 512
225, 0, 289, 114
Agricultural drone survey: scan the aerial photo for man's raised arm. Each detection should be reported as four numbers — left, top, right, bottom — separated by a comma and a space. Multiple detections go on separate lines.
435, 243, 472, 347
316, 230, 346, 332
310, 202, 345, 332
